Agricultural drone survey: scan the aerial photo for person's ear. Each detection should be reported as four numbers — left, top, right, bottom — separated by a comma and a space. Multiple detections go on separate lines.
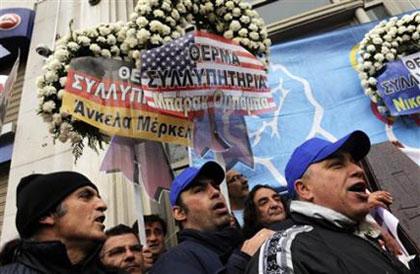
38, 215, 55, 226
172, 206, 187, 222
294, 179, 314, 201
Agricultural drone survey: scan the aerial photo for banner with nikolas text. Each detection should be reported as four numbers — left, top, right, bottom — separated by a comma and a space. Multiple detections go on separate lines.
376, 51, 420, 116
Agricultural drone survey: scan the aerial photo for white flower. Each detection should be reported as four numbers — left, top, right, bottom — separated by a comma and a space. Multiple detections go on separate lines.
240, 15, 250, 24
245, 9, 257, 17
224, 13, 233, 21
171, 31, 181, 39
225, 1, 234, 10
263, 38, 271, 47
42, 100, 56, 113
358, 72, 368, 80
99, 26, 111, 36
224, 30, 234, 39
248, 23, 258, 31
150, 34, 163, 45
229, 20, 241, 31
385, 53, 395, 61
57, 89, 65, 99
201, 2, 214, 13
161, 1, 171, 11
55, 49, 69, 62
161, 25, 171, 35
77, 35, 91, 46
89, 43, 101, 53
45, 70, 58, 82
373, 53, 384, 62
136, 16, 149, 28
372, 37, 382, 44
238, 28, 248, 37
249, 31, 259, 40
239, 2, 251, 9
413, 32, 420, 40
101, 49, 111, 57
176, 3, 186, 13
59, 77, 67, 87
132, 50, 141, 59
171, 9, 180, 20
110, 45, 120, 56
67, 41, 79, 52
36, 76, 46, 88
368, 77, 377, 85
240, 37, 250, 46
165, 16, 176, 27
232, 8, 241, 17
48, 59, 62, 71
398, 26, 407, 34
52, 113, 62, 126
107, 34, 117, 45
366, 45, 376, 52
215, 0, 224, 6
97, 36, 106, 44
402, 34, 411, 41
137, 28, 151, 43
150, 20, 163, 32
126, 37, 138, 48
153, 9, 165, 18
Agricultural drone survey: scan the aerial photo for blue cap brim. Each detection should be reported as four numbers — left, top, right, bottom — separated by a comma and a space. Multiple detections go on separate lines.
313, 130, 370, 164
170, 161, 225, 206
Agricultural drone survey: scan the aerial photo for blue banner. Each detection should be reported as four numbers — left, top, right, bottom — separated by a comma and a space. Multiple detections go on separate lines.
193, 21, 420, 192
376, 54, 420, 116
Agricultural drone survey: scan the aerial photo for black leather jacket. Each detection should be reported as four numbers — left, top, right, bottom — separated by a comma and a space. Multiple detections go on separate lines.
0, 240, 122, 274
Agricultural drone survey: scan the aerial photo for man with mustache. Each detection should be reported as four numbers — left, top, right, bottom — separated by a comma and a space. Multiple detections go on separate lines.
150, 161, 274, 274
242, 185, 287, 239
0, 171, 116, 273
226, 169, 249, 227
246, 130, 411, 274
101, 224, 144, 274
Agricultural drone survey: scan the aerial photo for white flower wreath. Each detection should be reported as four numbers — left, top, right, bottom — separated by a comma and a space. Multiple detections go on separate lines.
357, 11, 420, 118
36, 0, 271, 158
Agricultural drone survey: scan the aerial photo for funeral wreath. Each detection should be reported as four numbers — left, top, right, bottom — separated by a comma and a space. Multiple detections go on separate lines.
36, 0, 271, 158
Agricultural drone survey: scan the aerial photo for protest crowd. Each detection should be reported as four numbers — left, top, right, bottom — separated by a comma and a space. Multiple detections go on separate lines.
0, 130, 417, 274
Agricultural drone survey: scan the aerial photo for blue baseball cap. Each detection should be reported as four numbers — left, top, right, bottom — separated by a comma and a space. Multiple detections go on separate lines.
285, 130, 370, 198
169, 161, 225, 206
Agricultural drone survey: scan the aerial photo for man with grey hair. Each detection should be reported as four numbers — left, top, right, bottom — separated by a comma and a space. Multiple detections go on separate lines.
0, 171, 119, 273
246, 130, 411, 274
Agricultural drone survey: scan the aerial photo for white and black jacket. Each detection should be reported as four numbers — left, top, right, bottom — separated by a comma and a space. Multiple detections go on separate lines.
245, 201, 413, 274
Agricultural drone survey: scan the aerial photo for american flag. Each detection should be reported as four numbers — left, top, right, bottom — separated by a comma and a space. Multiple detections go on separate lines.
140, 30, 274, 118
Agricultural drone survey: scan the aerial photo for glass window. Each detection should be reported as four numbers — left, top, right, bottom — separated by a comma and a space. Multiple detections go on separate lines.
253, 0, 331, 25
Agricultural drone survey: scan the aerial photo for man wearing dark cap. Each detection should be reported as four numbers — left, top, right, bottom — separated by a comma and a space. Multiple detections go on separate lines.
246, 130, 411, 274
150, 161, 274, 274
0, 171, 117, 273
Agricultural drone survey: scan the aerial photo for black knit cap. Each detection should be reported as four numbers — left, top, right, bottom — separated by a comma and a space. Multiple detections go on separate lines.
15, 171, 98, 239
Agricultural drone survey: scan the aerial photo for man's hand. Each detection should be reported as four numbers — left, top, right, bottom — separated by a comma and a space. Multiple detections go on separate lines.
368, 191, 393, 209
142, 247, 154, 271
240, 228, 275, 256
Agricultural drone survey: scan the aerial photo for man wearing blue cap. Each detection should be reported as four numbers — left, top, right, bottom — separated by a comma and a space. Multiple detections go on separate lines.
246, 130, 411, 274
150, 161, 274, 274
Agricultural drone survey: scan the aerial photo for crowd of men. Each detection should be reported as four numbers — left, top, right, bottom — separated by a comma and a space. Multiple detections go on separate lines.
0, 130, 418, 273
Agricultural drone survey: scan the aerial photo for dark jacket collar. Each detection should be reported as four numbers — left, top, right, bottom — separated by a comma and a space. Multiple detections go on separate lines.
180, 227, 244, 263
16, 240, 105, 273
